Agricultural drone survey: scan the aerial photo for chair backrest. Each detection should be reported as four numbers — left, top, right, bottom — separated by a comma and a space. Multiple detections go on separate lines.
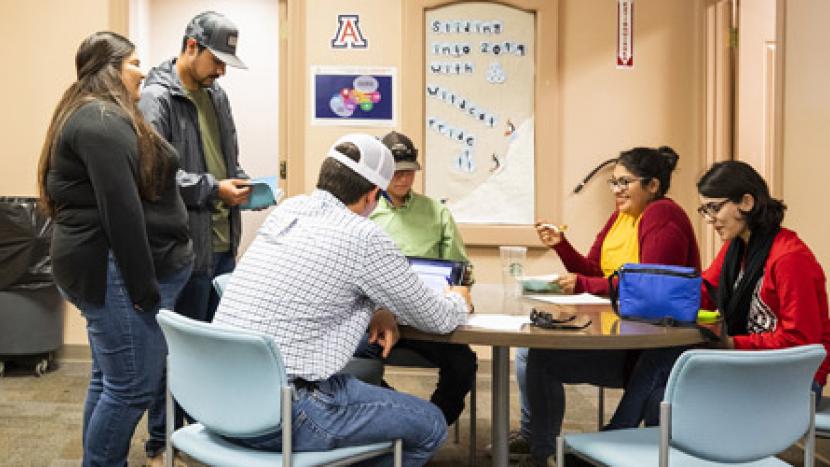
665, 344, 825, 463
212, 273, 231, 297
157, 309, 288, 438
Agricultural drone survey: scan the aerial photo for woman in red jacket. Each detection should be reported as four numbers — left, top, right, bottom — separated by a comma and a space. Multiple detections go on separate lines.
514, 147, 701, 466
612, 160, 830, 435
698, 162, 829, 371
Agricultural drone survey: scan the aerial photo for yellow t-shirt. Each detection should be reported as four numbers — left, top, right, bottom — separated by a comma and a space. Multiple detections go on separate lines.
600, 212, 642, 277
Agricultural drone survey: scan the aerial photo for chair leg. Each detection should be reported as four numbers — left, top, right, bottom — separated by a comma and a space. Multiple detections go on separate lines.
659, 402, 670, 467
596, 386, 605, 431
394, 438, 403, 467
556, 436, 565, 466
454, 419, 460, 443
469, 379, 477, 467
165, 359, 174, 467
806, 392, 816, 467
282, 386, 293, 467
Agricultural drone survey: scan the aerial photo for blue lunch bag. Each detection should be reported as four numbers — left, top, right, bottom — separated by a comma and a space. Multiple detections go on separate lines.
608, 263, 701, 324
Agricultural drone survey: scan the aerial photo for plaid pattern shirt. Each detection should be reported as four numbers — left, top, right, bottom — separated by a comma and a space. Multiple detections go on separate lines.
213, 190, 468, 381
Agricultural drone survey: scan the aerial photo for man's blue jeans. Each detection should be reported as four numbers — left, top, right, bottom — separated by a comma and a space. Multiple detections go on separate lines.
231, 374, 448, 466
68, 254, 191, 467
146, 251, 235, 456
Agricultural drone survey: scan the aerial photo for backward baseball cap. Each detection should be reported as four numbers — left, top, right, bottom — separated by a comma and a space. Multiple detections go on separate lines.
327, 134, 396, 190
185, 11, 247, 69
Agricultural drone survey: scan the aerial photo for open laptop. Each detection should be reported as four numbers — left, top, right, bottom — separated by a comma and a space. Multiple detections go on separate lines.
406, 256, 467, 292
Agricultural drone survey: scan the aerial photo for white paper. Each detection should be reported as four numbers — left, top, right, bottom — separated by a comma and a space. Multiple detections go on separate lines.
525, 293, 610, 305
465, 313, 530, 331
518, 273, 559, 282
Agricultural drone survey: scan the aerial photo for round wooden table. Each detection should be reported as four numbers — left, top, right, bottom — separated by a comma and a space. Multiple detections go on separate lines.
399, 284, 710, 467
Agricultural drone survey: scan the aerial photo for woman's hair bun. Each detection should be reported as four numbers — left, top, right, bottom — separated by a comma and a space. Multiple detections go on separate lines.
658, 146, 679, 171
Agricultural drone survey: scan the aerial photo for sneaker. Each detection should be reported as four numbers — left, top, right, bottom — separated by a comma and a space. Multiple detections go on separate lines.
485, 430, 530, 460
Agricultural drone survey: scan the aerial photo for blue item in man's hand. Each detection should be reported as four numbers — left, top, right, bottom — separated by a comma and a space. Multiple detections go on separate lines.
240, 176, 282, 210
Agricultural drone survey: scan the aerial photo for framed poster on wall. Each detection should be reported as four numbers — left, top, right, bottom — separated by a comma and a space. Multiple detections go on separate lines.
402, 0, 558, 246
311, 66, 396, 126
423, 3, 536, 225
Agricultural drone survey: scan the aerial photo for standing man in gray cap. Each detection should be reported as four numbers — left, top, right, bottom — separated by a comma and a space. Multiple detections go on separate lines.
138, 11, 250, 465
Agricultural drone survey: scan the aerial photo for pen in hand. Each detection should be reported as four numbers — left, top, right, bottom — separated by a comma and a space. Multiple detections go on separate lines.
538, 223, 568, 234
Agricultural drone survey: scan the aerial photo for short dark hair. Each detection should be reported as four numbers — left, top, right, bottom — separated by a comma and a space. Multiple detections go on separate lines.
180, 36, 208, 54
316, 142, 375, 205
697, 160, 786, 232
617, 146, 680, 198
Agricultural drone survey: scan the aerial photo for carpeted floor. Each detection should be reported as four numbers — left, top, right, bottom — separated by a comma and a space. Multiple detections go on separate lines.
0, 358, 826, 466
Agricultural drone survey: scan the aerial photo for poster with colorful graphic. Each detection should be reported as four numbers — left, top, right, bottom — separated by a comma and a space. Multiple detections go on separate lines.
311, 66, 396, 126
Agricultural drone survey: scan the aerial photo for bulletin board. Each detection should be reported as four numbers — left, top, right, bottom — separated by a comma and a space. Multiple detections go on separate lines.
424, 4, 535, 225
403, 0, 559, 246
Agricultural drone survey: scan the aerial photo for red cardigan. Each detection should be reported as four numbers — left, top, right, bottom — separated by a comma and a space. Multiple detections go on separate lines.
702, 228, 830, 385
552, 198, 701, 295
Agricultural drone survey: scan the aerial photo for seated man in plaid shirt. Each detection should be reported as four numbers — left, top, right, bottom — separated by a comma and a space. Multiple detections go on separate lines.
213, 133, 472, 466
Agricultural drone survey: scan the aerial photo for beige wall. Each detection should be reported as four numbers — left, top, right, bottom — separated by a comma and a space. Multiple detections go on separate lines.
300, 0, 403, 191
291, 0, 708, 285
780, 0, 830, 292
0, 0, 123, 348
0, 0, 115, 197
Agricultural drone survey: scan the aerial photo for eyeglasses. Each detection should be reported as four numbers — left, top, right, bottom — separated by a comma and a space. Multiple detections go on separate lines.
607, 176, 648, 191
697, 199, 730, 219
530, 308, 576, 329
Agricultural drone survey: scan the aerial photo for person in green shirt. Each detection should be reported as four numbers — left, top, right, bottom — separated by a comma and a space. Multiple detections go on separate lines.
370, 132, 469, 262
356, 131, 476, 426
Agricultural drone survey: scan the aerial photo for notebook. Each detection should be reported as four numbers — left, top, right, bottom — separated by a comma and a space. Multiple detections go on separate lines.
240, 176, 283, 210
407, 257, 467, 292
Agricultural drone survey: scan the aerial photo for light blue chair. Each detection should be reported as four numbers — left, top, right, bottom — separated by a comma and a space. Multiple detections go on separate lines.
156, 310, 402, 467
212, 273, 385, 386
557, 345, 825, 467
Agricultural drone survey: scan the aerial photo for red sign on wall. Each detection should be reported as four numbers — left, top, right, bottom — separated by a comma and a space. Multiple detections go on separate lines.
617, 0, 634, 68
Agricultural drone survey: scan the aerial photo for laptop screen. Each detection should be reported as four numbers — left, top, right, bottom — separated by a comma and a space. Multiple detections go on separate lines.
406, 257, 466, 292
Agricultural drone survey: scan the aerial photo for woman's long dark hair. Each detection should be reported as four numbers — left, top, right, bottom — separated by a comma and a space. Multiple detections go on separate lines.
37, 31, 170, 216
697, 160, 786, 233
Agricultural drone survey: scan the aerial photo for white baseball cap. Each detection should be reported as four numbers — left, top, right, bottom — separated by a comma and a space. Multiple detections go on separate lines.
326, 134, 395, 190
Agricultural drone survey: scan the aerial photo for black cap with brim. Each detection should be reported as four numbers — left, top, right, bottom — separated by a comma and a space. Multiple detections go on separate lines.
395, 160, 421, 171
207, 47, 247, 69
186, 11, 248, 69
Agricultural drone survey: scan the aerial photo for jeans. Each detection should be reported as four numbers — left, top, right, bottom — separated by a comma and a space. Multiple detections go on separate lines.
516, 347, 532, 440
525, 349, 629, 463
231, 374, 448, 466
354, 335, 476, 425
814, 380, 824, 406
146, 251, 235, 456
606, 347, 689, 429
68, 254, 191, 467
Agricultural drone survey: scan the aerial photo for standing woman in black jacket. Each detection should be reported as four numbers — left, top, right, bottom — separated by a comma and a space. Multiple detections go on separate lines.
37, 32, 193, 466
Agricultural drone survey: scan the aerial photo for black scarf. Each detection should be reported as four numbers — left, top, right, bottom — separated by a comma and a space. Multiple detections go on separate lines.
717, 227, 779, 335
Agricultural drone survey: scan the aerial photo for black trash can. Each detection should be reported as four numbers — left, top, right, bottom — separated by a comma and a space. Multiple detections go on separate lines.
0, 197, 62, 376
